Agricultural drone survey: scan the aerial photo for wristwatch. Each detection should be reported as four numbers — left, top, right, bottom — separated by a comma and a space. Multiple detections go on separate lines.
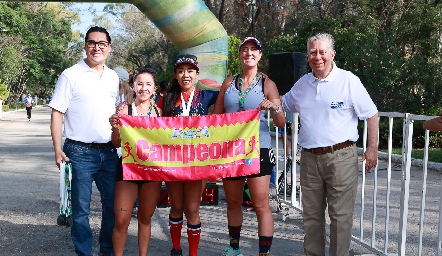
272, 104, 282, 114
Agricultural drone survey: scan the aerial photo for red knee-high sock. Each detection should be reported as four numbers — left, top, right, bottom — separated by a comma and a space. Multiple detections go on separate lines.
169, 215, 183, 250
187, 223, 201, 256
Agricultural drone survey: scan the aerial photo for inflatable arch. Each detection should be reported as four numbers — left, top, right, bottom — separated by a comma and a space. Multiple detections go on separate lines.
24, 0, 228, 88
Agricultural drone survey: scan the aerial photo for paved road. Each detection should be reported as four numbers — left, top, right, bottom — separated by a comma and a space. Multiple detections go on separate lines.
0, 106, 391, 255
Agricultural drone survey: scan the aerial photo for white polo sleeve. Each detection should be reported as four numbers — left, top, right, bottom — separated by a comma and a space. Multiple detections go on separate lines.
48, 72, 73, 114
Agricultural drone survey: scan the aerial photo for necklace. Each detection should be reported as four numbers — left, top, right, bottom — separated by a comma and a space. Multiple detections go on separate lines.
137, 102, 153, 116
237, 72, 260, 111
181, 89, 195, 116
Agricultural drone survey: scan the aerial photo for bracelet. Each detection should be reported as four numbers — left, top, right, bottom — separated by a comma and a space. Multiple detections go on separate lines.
272, 104, 282, 114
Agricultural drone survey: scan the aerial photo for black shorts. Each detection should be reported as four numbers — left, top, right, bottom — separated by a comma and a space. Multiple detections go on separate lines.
225, 148, 276, 180
116, 158, 153, 186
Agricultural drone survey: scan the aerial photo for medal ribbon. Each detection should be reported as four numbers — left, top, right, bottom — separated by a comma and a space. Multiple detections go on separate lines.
135, 102, 154, 116
181, 89, 195, 116
238, 73, 260, 110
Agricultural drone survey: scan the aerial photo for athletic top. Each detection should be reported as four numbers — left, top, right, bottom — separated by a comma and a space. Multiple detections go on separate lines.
223, 75, 272, 148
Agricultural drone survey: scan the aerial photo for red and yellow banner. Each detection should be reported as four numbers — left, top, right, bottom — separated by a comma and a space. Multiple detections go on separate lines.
119, 109, 260, 181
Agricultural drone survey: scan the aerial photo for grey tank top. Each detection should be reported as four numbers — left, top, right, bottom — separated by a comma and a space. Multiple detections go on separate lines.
223, 75, 271, 148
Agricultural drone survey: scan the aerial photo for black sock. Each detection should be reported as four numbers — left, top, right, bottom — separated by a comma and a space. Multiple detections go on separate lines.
228, 225, 242, 250
258, 235, 273, 254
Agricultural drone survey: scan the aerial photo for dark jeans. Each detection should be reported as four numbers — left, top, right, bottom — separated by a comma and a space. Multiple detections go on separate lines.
26, 106, 32, 119
63, 140, 119, 256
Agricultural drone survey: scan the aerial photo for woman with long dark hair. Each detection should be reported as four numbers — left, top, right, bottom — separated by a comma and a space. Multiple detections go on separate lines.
109, 67, 162, 256
159, 54, 219, 256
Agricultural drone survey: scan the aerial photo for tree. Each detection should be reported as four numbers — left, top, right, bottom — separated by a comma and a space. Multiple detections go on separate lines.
0, 79, 9, 102
0, 2, 80, 103
102, 3, 176, 82
263, 0, 442, 115
227, 35, 242, 76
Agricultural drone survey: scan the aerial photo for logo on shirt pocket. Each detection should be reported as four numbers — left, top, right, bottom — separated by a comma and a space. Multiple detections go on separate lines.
330, 101, 345, 109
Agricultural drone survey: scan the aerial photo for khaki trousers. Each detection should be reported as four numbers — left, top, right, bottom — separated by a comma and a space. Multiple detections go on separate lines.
300, 145, 358, 256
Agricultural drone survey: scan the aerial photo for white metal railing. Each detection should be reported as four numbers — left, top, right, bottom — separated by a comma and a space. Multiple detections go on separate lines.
272, 111, 441, 255
272, 113, 302, 216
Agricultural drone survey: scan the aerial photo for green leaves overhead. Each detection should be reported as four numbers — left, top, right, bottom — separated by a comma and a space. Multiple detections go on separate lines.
1, 0, 440, 116
0, 2, 80, 103
262, 0, 442, 115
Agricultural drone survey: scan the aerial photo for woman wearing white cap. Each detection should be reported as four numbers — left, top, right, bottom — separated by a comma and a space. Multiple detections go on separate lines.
212, 37, 286, 256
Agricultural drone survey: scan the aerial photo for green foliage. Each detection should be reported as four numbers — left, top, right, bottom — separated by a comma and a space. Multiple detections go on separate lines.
267, 12, 442, 116
387, 147, 442, 163
227, 35, 241, 76
6, 101, 25, 111
0, 2, 77, 104
3, 1, 438, 137
266, 34, 297, 54
0, 80, 8, 101
262, 7, 442, 150
22, 4, 75, 99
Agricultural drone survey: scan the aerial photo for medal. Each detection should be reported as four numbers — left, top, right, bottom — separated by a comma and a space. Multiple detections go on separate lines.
181, 89, 195, 116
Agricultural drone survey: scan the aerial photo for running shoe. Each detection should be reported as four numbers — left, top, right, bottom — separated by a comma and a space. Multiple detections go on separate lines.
132, 206, 138, 218
170, 248, 183, 256
222, 246, 243, 256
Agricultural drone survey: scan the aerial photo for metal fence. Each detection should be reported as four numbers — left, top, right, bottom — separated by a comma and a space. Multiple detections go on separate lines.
273, 112, 442, 256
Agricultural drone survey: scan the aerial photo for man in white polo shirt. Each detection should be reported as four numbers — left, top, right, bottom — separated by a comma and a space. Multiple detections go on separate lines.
282, 32, 379, 256
49, 26, 119, 256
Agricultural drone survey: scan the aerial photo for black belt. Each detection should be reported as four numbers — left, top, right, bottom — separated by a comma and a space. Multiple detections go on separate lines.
65, 138, 112, 150
303, 140, 354, 155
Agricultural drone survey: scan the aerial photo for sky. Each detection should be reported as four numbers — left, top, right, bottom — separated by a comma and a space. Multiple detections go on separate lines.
71, 3, 111, 34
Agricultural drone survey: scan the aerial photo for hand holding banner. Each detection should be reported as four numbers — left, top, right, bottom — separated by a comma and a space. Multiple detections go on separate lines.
119, 109, 261, 181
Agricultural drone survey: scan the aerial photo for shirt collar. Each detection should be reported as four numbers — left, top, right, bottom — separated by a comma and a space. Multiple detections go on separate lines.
309, 61, 338, 83
79, 59, 108, 73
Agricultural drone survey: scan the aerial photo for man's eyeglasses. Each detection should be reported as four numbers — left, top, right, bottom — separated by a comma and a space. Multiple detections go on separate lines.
86, 40, 110, 49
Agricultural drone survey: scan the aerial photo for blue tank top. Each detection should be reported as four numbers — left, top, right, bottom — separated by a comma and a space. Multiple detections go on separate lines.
223, 75, 271, 148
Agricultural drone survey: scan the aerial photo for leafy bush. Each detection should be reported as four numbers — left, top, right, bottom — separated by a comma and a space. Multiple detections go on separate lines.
227, 35, 241, 76
0, 80, 8, 101
7, 101, 25, 110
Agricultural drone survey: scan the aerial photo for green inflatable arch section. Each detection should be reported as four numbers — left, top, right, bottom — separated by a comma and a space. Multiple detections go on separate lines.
24, 0, 228, 88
